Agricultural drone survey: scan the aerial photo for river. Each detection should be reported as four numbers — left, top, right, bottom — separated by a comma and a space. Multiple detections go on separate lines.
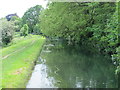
26, 39, 118, 88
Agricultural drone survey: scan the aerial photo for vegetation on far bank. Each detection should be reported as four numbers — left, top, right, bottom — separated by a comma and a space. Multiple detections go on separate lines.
40, 2, 120, 74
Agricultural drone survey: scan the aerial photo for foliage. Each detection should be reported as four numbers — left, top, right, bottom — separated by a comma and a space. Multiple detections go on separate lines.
0, 19, 15, 45
108, 2, 120, 74
33, 24, 41, 35
40, 2, 119, 73
22, 5, 43, 33
20, 24, 28, 37
11, 16, 22, 32
41, 2, 116, 44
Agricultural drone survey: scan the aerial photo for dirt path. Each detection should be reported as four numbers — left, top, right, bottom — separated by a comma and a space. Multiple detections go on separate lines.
2, 40, 35, 60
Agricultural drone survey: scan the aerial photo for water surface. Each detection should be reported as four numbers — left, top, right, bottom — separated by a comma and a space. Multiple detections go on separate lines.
27, 39, 118, 88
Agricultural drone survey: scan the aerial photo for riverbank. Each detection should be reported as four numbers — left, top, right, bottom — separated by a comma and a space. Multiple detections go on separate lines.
2, 35, 45, 88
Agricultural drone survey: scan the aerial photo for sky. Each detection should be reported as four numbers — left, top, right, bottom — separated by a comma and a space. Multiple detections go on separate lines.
0, 0, 48, 18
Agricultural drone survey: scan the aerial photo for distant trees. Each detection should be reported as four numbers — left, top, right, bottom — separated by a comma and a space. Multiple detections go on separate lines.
22, 5, 43, 33
11, 16, 22, 32
20, 24, 28, 37
0, 19, 15, 45
33, 24, 41, 35
0, 5, 44, 46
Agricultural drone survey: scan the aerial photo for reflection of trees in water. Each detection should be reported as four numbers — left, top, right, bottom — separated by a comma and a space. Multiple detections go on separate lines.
41, 41, 117, 88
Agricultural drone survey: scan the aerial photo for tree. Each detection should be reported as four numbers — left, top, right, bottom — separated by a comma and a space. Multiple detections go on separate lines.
33, 24, 41, 35
22, 5, 43, 33
0, 19, 15, 45
40, 2, 119, 74
40, 2, 116, 45
20, 24, 28, 37
11, 16, 22, 32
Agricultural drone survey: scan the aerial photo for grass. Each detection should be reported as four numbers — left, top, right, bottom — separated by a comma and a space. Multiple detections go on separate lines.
2, 35, 38, 57
2, 35, 45, 88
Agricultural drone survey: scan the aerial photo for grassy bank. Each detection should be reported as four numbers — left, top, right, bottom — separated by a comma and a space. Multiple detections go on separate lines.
2, 35, 45, 88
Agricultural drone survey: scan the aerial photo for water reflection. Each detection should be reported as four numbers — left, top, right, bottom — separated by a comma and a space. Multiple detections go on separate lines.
26, 63, 55, 88
40, 39, 118, 88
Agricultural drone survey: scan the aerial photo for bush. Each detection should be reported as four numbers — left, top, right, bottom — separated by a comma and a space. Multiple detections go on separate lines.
20, 24, 28, 37
0, 19, 15, 45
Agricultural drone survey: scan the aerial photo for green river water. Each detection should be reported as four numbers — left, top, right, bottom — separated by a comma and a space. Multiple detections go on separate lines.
27, 39, 118, 88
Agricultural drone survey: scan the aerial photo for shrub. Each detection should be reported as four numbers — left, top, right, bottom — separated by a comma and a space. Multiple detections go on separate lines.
0, 19, 15, 45
20, 24, 28, 37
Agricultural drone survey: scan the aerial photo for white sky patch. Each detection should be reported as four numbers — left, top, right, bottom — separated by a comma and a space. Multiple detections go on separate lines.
0, 0, 48, 18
